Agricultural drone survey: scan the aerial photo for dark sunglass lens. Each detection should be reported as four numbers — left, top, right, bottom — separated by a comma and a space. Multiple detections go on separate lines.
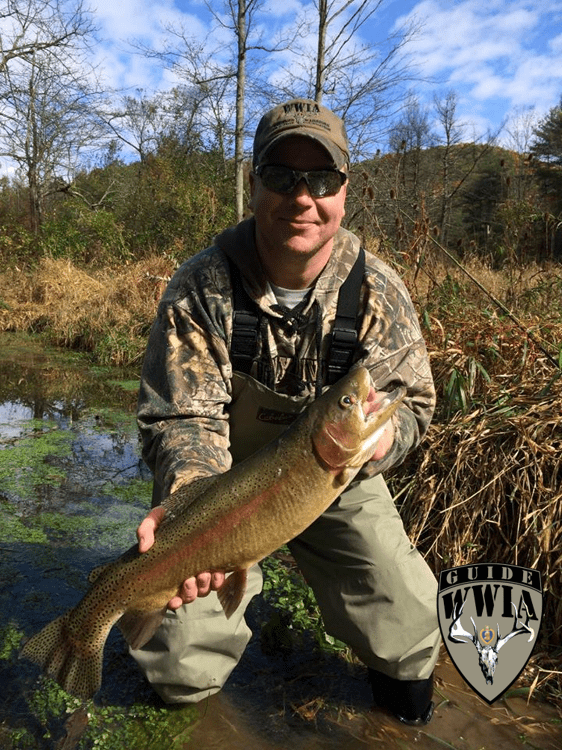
261, 166, 296, 193
259, 166, 345, 196
307, 171, 343, 197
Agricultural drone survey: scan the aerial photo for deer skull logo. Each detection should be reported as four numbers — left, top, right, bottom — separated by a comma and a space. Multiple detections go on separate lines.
437, 564, 542, 704
449, 601, 535, 684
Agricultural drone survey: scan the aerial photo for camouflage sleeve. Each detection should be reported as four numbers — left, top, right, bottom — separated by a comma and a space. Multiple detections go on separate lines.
137, 256, 233, 501
356, 262, 435, 479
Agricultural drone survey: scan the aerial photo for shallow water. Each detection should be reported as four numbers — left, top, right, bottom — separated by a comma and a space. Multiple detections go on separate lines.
0, 332, 560, 750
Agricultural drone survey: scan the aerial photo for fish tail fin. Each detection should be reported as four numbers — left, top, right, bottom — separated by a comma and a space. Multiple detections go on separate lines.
20, 611, 104, 700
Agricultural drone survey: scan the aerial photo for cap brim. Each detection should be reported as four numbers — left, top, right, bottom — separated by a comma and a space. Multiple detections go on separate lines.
255, 131, 347, 170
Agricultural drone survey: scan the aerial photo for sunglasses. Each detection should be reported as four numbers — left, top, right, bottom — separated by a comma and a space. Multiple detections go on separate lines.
255, 164, 347, 197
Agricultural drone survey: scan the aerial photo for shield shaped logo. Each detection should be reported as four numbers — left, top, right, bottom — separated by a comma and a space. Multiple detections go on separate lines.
437, 563, 543, 704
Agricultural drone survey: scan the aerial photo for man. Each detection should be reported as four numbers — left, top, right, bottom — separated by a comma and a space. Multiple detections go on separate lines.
133, 98, 440, 725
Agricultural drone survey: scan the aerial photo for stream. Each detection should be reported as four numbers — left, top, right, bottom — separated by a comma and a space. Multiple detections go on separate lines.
0, 332, 560, 749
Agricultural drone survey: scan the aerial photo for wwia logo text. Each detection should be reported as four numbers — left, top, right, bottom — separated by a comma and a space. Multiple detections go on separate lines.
437, 564, 543, 703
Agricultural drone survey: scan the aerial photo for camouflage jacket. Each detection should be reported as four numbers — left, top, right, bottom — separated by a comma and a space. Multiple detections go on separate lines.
137, 217, 436, 497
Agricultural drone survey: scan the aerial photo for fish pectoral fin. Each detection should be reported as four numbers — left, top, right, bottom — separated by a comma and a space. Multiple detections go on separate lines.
334, 467, 357, 487
217, 569, 247, 619
117, 607, 167, 651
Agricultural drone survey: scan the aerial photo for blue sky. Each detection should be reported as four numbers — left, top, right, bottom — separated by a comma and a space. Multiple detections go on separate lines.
391, 0, 562, 141
90, 0, 562, 153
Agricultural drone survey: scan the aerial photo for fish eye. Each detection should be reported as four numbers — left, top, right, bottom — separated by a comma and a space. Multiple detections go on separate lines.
339, 394, 355, 408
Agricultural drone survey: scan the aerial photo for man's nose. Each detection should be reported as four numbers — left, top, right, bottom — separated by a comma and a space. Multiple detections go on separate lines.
291, 177, 314, 201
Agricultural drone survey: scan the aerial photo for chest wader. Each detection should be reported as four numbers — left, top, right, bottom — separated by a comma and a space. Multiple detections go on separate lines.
130, 252, 439, 723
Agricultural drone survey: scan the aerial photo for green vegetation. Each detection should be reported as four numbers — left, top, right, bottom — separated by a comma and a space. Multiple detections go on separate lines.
26, 680, 197, 750
0, 622, 197, 750
1, 97, 561, 276
0, 425, 73, 500
262, 549, 349, 656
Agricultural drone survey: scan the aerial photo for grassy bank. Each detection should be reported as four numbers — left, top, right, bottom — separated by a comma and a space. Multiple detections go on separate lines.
0, 255, 176, 367
1, 252, 561, 701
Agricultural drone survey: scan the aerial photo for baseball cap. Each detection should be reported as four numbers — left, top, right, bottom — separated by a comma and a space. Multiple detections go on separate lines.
252, 99, 349, 170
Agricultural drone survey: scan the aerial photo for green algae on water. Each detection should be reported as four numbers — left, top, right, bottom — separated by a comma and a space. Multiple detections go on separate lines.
0, 426, 73, 500
24, 675, 197, 750
100, 478, 152, 506
0, 503, 48, 543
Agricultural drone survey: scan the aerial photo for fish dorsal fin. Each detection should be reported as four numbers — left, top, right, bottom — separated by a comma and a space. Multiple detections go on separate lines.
88, 562, 110, 585
217, 569, 248, 619
162, 475, 220, 517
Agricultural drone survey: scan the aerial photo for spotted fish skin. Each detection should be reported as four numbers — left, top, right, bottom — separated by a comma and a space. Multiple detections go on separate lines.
21, 367, 405, 700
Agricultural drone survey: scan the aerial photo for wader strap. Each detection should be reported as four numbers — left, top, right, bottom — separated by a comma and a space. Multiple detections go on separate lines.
228, 248, 365, 382
228, 258, 260, 375
326, 246, 365, 384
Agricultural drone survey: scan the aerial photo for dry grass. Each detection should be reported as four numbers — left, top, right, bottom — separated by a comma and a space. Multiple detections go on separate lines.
386, 286, 562, 700
0, 256, 175, 365
390, 383, 562, 699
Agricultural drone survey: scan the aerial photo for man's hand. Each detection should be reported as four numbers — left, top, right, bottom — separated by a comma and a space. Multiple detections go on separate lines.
371, 419, 394, 461
137, 506, 167, 554
369, 391, 396, 462
137, 506, 226, 610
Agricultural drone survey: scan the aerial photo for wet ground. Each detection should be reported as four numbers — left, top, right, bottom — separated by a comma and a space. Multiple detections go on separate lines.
0, 332, 560, 749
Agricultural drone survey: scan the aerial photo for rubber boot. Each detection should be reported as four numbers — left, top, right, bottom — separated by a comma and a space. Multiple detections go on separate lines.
368, 669, 434, 726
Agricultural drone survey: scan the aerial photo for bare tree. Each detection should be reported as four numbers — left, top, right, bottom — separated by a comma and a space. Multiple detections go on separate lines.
134, 0, 299, 222
503, 107, 541, 202
96, 88, 204, 166
433, 90, 499, 246
0, 0, 99, 232
314, 0, 388, 102
0, 0, 92, 74
505, 106, 539, 156
434, 90, 463, 245
274, 0, 421, 160
388, 93, 435, 205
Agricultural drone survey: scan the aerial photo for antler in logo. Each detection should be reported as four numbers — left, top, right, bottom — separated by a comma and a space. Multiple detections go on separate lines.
448, 600, 535, 684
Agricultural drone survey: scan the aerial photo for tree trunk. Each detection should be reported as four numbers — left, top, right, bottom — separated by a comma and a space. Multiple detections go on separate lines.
315, 0, 328, 102
235, 0, 247, 223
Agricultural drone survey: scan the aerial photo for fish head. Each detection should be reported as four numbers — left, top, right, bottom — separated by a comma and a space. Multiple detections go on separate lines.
311, 366, 406, 472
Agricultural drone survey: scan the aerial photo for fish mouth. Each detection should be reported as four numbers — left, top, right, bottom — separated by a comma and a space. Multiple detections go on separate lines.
363, 386, 407, 421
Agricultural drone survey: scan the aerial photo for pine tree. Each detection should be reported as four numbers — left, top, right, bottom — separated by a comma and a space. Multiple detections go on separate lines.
530, 97, 562, 212
531, 97, 562, 163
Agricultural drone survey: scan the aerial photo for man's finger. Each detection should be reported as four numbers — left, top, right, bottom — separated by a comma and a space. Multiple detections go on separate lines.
195, 572, 212, 597
179, 577, 199, 604
210, 571, 225, 590
168, 595, 185, 610
137, 506, 166, 553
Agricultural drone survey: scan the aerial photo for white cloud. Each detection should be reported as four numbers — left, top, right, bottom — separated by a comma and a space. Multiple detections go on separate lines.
549, 33, 562, 53
92, 0, 209, 92
395, 0, 562, 137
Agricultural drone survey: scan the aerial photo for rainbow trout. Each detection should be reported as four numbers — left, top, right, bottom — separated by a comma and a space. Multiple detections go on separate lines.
21, 366, 405, 699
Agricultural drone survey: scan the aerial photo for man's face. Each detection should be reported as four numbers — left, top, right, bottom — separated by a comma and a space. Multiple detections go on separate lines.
249, 136, 347, 268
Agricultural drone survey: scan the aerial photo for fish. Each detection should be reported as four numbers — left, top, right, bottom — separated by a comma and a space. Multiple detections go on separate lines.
20, 366, 406, 700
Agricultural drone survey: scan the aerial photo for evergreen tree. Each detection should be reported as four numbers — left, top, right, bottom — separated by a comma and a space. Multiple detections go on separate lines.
530, 97, 562, 213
